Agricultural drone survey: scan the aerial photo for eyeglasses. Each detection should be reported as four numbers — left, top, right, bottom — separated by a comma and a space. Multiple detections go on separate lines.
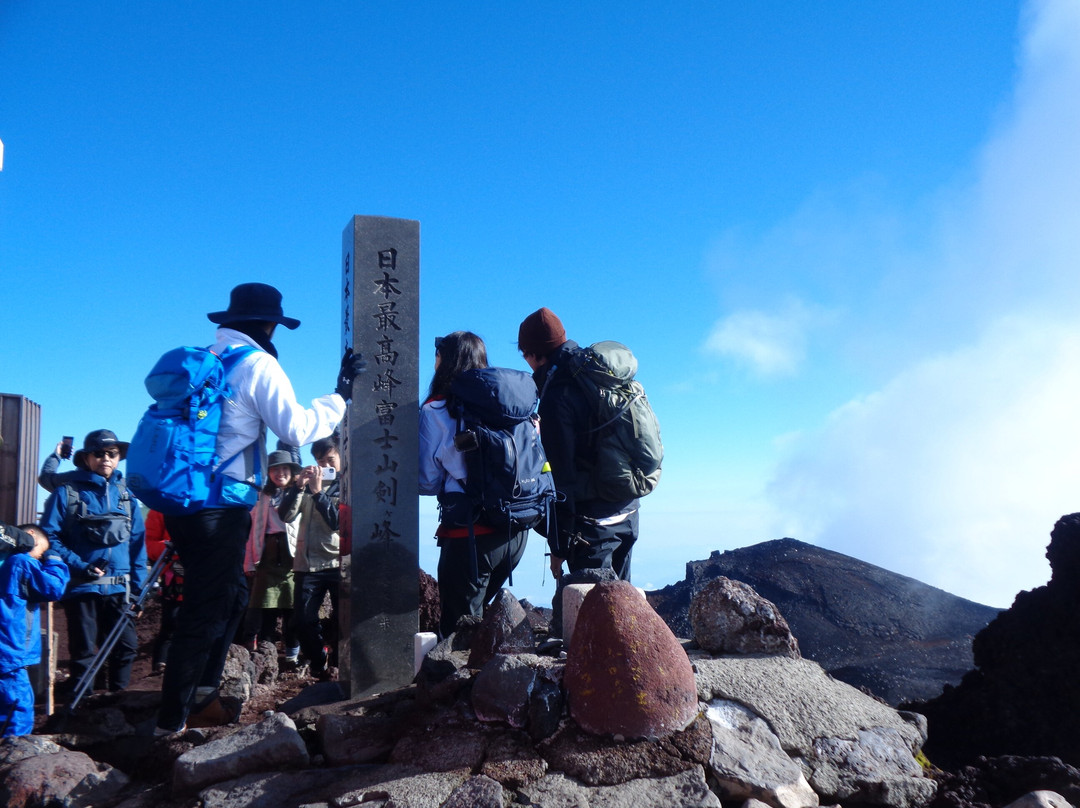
92, 449, 121, 459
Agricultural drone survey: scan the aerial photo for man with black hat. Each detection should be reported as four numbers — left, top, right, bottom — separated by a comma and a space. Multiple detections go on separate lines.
155, 282, 364, 735
518, 308, 640, 585
40, 429, 147, 694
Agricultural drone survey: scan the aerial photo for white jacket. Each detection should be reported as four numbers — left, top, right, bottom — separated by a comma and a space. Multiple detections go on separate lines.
212, 328, 345, 484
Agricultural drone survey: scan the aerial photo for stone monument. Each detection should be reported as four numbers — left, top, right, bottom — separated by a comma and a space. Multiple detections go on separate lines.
338, 216, 420, 697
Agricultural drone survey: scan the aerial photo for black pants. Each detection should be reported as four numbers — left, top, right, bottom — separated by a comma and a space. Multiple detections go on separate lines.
566, 509, 639, 581
63, 592, 137, 691
437, 528, 528, 638
151, 597, 182, 668
293, 569, 339, 670
158, 507, 250, 731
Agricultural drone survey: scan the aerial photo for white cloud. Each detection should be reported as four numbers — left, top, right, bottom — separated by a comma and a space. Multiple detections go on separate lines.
703, 301, 821, 378
767, 315, 1080, 607
757, 0, 1080, 608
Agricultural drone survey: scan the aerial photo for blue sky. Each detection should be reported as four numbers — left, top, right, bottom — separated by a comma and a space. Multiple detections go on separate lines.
3, 1, 1078, 609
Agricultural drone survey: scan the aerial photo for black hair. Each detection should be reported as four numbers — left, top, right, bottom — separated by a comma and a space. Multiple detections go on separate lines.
312, 432, 339, 462
17, 524, 45, 542
426, 331, 488, 404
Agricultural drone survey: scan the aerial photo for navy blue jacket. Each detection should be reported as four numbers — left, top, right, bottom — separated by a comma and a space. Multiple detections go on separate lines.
40, 469, 147, 599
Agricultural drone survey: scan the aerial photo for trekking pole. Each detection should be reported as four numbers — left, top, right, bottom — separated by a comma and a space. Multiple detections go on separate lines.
46, 602, 55, 715
68, 543, 175, 712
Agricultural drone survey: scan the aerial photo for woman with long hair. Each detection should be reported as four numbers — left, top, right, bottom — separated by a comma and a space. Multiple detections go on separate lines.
419, 331, 529, 637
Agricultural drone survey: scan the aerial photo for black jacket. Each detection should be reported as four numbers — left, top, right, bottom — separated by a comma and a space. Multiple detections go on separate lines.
533, 340, 637, 556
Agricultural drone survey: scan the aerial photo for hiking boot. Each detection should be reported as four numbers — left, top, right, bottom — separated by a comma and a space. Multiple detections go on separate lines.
187, 695, 242, 728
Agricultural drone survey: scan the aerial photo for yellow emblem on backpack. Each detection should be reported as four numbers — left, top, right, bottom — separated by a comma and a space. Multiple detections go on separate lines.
197, 410, 208, 419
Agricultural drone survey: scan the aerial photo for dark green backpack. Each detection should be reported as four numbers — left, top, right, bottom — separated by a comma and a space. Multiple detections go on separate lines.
568, 341, 663, 501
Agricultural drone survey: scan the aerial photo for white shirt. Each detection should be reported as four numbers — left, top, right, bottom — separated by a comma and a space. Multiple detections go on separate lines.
212, 328, 346, 482
418, 399, 467, 496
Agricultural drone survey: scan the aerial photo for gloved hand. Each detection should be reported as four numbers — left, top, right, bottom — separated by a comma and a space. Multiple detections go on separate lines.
335, 348, 368, 400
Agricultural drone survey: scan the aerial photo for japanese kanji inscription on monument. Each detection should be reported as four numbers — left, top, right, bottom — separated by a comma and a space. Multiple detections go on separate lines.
339, 215, 420, 697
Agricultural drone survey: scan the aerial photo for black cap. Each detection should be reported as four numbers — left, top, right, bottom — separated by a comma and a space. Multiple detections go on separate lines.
74, 429, 129, 470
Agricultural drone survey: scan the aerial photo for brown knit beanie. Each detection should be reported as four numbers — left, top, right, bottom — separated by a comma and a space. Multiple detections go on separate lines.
517, 307, 567, 356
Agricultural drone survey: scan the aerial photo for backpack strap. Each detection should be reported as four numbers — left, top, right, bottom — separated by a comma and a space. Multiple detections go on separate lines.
211, 344, 264, 488
63, 485, 81, 535
115, 480, 133, 523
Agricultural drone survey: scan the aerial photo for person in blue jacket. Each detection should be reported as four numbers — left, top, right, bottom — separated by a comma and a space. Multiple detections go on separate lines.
40, 429, 147, 694
0, 524, 70, 736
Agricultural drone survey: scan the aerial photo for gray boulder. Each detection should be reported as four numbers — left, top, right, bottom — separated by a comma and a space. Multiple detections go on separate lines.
219, 642, 257, 703
1004, 792, 1076, 808
472, 652, 562, 731
694, 655, 935, 808
197, 765, 467, 808
442, 773, 505, 808
519, 767, 722, 808
173, 711, 309, 795
705, 699, 818, 808
0, 740, 129, 808
469, 589, 536, 669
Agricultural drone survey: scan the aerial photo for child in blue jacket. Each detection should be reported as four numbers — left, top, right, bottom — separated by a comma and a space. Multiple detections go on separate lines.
0, 524, 70, 736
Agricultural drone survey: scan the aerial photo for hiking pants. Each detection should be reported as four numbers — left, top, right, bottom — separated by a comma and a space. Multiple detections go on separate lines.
566, 509, 639, 582
0, 668, 34, 737
293, 569, 339, 670
437, 528, 528, 638
158, 507, 250, 731
63, 592, 137, 692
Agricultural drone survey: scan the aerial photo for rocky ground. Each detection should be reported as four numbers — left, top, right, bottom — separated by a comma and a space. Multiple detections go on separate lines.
6, 560, 1079, 808
35, 587, 318, 730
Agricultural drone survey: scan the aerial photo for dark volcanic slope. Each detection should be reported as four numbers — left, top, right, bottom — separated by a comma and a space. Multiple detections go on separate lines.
647, 538, 1002, 705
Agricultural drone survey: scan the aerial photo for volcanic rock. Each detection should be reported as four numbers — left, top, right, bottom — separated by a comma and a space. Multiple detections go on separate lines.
916, 514, 1080, 768
690, 575, 800, 657
468, 589, 536, 668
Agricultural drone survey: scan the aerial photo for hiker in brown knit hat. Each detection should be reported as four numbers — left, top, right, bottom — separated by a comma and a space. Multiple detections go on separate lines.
518, 308, 641, 602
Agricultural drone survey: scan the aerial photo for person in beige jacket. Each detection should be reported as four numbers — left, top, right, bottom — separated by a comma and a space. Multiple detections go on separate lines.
279, 434, 341, 679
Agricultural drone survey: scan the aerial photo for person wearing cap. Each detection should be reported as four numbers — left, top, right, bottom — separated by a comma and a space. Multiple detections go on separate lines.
155, 282, 365, 735
39, 429, 147, 694
240, 450, 303, 660
517, 308, 641, 585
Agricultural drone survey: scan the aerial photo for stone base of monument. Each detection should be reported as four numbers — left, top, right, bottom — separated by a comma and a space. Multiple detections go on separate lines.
563, 583, 646, 648
414, 632, 438, 674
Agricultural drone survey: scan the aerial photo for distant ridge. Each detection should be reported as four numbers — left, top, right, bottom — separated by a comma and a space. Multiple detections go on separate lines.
646, 538, 1002, 705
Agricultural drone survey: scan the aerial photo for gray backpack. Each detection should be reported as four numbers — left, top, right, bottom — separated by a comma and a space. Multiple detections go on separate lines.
568, 341, 663, 501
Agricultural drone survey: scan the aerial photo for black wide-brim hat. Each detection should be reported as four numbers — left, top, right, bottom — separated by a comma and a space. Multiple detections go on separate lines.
74, 429, 130, 470
207, 282, 301, 330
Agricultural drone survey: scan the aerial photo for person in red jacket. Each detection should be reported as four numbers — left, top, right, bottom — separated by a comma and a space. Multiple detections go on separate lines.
145, 510, 181, 674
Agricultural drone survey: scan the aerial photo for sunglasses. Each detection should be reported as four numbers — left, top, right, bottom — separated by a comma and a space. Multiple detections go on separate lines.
91, 449, 121, 459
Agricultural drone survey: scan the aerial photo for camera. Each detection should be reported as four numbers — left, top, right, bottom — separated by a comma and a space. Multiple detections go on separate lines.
320, 466, 337, 481
453, 430, 479, 452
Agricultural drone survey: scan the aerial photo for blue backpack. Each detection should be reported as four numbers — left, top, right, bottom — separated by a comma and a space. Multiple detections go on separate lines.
443, 366, 556, 538
126, 345, 258, 515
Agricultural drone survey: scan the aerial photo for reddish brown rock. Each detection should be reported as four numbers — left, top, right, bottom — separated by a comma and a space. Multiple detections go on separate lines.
564, 580, 699, 740
690, 576, 800, 658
